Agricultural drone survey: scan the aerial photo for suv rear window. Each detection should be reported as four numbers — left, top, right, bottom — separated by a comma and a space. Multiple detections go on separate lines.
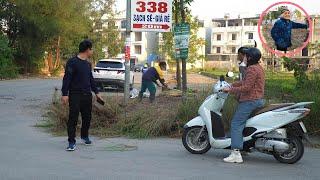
96, 61, 123, 69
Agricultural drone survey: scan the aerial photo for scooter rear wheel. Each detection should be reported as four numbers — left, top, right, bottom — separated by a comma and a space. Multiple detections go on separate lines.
272, 135, 304, 164
182, 126, 211, 154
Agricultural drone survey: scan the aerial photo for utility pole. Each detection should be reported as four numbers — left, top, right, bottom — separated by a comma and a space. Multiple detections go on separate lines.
124, 0, 131, 104
174, 0, 181, 90
180, 0, 187, 93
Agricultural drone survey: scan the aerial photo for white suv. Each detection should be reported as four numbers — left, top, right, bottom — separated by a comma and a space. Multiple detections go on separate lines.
92, 59, 134, 91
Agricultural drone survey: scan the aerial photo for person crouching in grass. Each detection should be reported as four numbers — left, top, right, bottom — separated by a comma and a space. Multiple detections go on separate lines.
138, 62, 168, 103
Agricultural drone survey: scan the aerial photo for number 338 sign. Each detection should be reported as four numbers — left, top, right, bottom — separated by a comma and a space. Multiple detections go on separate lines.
131, 0, 173, 32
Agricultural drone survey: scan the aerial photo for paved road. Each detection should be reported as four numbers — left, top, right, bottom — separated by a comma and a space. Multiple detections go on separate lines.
0, 77, 320, 180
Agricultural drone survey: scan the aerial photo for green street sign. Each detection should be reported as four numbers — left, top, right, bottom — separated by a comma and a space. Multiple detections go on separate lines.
174, 23, 190, 59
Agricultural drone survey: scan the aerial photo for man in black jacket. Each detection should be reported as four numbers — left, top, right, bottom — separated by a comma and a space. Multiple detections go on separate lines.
61, 40, 103, 151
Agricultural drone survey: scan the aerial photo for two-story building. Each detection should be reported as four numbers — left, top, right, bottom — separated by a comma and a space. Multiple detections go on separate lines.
205, 14, 261, 69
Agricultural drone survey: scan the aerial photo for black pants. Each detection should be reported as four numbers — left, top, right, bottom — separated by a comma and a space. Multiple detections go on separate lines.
276, 45, 288, 53
67, 93, 92, 143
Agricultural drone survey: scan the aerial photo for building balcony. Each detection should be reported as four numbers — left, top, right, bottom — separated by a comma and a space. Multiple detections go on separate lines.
212, 26, 242, 33
207, 53, 237, 61
211, 25, 257, 33
211, 41, 225, 46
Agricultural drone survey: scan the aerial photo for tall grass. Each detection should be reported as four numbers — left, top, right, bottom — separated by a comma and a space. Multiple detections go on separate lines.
41, 85, 248, 138
117, 96, 182, 138
44, 88, 122, 137
41, 88, 214, 138
41, 70, 320, 138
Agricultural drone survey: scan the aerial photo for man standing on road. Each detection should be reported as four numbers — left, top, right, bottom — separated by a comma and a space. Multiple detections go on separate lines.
61, 40, 103, 151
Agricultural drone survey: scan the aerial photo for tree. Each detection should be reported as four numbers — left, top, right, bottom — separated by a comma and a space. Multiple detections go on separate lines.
283, 57, 309, 88
310, 41, 320, 58
0, 34, 17, 79
161, 15, 205, 62
186, 16, 206, 64
7, 0, 61, 73
0, 0, 91, 73
88, 0, 123, 63
1, 0, 105, 74
44, 0, 91, 74
158, 0, 193, 90
159, 14, 204, 66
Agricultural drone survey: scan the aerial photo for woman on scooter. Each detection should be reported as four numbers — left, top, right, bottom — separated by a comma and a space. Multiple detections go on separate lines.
222, 47, 265, 163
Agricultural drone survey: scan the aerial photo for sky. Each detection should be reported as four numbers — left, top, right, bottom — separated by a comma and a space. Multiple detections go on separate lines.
116, 0, 320, 20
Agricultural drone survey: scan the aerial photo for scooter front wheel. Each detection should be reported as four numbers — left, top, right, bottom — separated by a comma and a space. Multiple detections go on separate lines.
182, 126, 211, 154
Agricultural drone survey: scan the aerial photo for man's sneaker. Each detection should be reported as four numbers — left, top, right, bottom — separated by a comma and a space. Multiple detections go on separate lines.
66, 143, 76, 151
223, 149, 243, 163
81, 137, 92, 145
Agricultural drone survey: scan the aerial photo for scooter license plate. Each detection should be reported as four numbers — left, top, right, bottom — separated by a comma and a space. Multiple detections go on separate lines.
299, 122, 307, 133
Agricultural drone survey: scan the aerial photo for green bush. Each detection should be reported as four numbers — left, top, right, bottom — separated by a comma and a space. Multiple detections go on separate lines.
0, 35, 18, 79
265, 72, 320, 134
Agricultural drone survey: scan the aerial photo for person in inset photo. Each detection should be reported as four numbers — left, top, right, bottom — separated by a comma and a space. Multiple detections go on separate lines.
271, 7, 308, 52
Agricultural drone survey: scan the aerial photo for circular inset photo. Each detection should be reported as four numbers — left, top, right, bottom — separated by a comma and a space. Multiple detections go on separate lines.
258, 2, 313, 57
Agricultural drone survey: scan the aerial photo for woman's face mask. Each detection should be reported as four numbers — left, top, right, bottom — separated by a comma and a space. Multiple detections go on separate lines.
239, 56, 247, 67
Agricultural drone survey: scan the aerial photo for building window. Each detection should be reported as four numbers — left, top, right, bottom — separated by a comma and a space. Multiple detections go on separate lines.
216, 34, 222, 41
121, 20, 127, 29
302, 47, 308, 56
248, 33, 254, 40
135, 32, 142, 41
232, 34, 237, 40
120, 32, 126, 41
135, 45, 142, 54
216, 47, 221, 54
231, 47, 236, 53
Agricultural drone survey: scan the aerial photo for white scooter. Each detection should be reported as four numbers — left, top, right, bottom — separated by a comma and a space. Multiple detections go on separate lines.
182, 75, 313, 164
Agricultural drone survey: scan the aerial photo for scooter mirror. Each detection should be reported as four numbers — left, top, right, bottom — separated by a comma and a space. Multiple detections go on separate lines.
226, 71, 234, 78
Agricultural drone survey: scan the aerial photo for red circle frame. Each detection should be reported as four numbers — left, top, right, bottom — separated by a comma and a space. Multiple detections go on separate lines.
258, 1, 313, 57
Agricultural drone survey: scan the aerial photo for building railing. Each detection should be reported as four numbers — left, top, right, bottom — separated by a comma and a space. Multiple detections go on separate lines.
206, 54, 237, 61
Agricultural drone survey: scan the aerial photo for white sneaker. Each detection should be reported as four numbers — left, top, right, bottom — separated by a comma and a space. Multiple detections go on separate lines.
223, 149, 243, 163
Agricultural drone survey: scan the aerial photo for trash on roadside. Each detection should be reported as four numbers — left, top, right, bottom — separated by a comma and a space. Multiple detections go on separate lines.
130, 88, 150, 99
130, 88, 139, 99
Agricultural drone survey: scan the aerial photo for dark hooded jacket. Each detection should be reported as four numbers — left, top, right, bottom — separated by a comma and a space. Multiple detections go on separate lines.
271, 18, 308, 50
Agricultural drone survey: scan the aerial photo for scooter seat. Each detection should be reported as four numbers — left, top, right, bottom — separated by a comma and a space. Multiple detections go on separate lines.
250, 103, 295, 117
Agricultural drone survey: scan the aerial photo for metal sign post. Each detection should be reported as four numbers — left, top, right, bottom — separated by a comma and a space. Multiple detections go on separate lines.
125, 0, 173, 104
124, 0, 131, 104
